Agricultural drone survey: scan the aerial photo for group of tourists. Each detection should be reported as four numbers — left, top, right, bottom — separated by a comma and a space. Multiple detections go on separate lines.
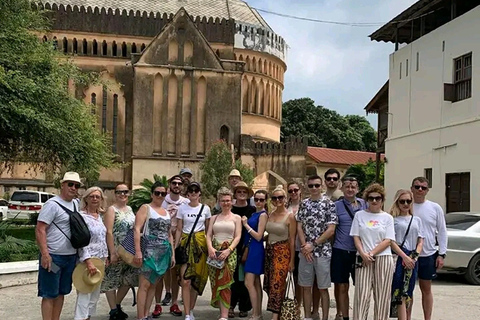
36, 168, 446, 320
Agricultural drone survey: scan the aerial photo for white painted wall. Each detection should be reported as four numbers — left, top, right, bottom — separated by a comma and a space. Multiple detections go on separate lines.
386, 6, 480, 210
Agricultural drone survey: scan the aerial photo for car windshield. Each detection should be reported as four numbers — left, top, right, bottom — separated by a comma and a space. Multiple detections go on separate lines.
446, 214, 480, 230
10, 191, 39, 203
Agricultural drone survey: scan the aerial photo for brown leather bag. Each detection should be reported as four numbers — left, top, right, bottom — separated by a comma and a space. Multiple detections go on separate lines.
241, 238, 251, 264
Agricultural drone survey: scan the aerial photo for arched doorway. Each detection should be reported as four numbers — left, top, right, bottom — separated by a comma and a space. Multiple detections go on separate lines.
220, 125, 229, 144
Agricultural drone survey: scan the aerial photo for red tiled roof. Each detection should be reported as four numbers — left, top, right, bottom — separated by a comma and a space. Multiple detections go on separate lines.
307, 147, 384, 166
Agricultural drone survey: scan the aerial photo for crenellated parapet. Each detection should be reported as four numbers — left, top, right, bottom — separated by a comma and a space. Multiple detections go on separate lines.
240, 135, 307, 156
235, 23, 286, 62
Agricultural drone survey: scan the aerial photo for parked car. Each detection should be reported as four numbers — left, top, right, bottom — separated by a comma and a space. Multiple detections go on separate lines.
6, 190, 55, 221
0, 199, 8, 220
443, 212, 480, 285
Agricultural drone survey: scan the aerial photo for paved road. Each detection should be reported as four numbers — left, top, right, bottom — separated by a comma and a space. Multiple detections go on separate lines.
0, 274, 479, 319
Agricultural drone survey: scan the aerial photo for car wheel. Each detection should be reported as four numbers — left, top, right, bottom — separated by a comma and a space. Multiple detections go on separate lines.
465, 254, 480, 285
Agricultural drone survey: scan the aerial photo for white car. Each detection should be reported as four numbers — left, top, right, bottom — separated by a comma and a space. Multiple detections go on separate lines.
0, 199, 8, 220
6, 190, 55, 220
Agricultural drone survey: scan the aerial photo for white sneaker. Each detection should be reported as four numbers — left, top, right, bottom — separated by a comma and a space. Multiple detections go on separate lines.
190, 311, 195, 320
185, 316, 191, 320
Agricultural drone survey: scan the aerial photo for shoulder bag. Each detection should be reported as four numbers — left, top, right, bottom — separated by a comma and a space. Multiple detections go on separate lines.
280, 273, 300, 320
117, 206, 151, 268
175, 204, 204, 265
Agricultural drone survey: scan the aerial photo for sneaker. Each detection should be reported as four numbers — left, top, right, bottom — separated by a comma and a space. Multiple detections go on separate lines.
152, 304, 162, 318
312, 312, 320, 320
109, 309, 120, 320
162, 292, 172, 306
117, 306, 129, 319
190, 311, 195, 320
170, 304, 183, 316
335, 315, 343, 320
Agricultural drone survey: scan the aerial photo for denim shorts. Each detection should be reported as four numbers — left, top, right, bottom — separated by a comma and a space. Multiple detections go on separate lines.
38, 253, 77, 299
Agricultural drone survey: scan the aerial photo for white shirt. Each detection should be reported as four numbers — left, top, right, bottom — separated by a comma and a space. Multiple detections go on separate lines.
162, 194, 189, 228
413, 200, 447, 257
350, 210, 396, 256
394, 215, 424, 251
177, 204, 211, 233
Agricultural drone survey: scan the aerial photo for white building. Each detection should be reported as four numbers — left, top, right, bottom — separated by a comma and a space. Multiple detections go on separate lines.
367, 0, 480, 212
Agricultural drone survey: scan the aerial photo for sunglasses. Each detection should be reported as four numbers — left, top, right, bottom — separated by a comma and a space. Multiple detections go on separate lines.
254, 198, 266, 202
153, 191, 167, 197
413, 185, 428, 190
188, 188, 200, 193
288, 188, 299, 194
367, 196, 383, 202
308, 183, 322, 189
67, 182, 81, 189
271, 195, 285, 202
89, 195, 101, 199
115, 190, 130, 195
398, 199, 412, 205
326, 177, 339, 182
171, 181, 183, 186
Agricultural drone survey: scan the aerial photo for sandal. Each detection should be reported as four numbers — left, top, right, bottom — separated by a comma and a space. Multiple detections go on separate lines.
228, 309, 235, 318
239, 311, 248, 318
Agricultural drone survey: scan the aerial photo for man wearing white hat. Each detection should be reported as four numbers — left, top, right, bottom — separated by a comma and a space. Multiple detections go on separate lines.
36, 172, 83, 320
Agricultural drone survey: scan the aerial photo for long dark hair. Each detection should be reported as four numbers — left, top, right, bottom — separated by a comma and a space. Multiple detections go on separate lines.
254, 189, 269, 213
286, 181, 301, 208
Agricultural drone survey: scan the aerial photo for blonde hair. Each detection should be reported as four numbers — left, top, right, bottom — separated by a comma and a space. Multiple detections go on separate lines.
217, 187, 233, 200
81, 186, 107, 213
272, 184, 286, 197
389, 189, 413, 217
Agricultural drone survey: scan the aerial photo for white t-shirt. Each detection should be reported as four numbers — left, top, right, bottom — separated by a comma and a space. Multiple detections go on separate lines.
37, 196, 77, 255
177, 204, 211, 233
394, 215, 424, 251
350, 210, 395, 256
413, 200, 447, 257
162, 194, 189, 228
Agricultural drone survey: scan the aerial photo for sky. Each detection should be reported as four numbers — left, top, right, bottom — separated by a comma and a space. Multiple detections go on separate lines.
247, 0, 418, 127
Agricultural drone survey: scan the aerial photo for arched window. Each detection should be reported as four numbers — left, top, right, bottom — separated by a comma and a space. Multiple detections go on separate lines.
90, 93, 96, 115
52, 36, 58, 50
92, 40, 98, 55
42, 35, 47, 42
220, 125, 229, 144
102, 41, 107, 56
63, 37, 68, 54
121, 42, 127, 57
102, 86, 107, 133
82, 39, 88, 55
72, 38, 78, 54
141, 43, 146, 52
112, 41, 117, 57
131, 43, 137, 54
112, 94, 118, 154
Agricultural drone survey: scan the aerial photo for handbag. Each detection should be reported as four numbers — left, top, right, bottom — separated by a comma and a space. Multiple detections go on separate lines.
118, 207, 150, 268
206, 252, 225, 269
280, 273, 300, 320
241, 237, 251, 264
175, 205, 204, 265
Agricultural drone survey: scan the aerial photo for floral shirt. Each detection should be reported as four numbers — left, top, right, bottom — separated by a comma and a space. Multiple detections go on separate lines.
78, 213, 108, 262
296, 196, 338, 258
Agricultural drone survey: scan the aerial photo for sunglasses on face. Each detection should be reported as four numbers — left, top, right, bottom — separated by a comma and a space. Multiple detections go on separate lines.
254, 197, 266, 203
67, 182, 81, 189
171, 181, 183, 186
308, 183, 322, 189
188, 188, 200, 194
326, 177, 339, 182
288, 188, 299, 194
398, 199, 412, 205
271, 195, 285, 202
115, 190, 130, 195
153, 191, 167, 197
413, 185, 428, 191
367, 196, 383, 202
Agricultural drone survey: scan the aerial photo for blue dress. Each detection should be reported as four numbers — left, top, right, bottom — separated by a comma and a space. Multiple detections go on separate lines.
243, 210, 265, 275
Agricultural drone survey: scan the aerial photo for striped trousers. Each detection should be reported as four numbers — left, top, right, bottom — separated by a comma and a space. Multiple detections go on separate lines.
353, 255, 394, 320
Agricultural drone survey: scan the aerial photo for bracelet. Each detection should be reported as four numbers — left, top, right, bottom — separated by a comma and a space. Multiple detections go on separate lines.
228, 246, 234, 252
248, 228, 253, 234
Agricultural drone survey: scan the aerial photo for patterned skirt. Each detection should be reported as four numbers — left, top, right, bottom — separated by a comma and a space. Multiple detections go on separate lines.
208, 238, 237, 309
181, 230, 209, 295
263, 240, 290, 314
392, 247, 418, 307
101, 260, 139, 293
141, 239, 172, 284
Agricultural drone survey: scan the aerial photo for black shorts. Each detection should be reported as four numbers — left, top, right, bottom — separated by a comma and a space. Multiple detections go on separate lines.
418, 253, 438, 280
293, 251, 300, 278
330, 247, 356, 284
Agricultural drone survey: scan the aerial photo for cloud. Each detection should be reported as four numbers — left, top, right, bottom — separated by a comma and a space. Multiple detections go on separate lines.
248, 0, 418, 126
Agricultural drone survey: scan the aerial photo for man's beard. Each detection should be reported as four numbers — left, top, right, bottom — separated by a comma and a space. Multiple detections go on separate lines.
170, 188, 181, 195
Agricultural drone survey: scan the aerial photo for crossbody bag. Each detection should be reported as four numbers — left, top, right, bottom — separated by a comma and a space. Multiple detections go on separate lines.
175, 204, 205, 265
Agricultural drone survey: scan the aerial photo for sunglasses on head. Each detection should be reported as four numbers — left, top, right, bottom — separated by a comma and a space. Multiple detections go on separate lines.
254, 197, 266, 202
171, 181, 183, 186
326, 177, 339, 182
367, 196, 383, 202
188, 188, 200, 193
398, 199, 412, 205
115, 190, 130, 195
288, 188, 299, 194
67, 182, 81, 189
413, 185, 428, 190
308, 183, 321, 189
271, 195, 285, 202
153, 191, 167, 197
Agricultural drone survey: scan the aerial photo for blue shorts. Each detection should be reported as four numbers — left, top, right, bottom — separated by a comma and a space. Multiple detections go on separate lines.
418, 253, 438, 280
330, 247, 356, 284
38, 253, 77, 299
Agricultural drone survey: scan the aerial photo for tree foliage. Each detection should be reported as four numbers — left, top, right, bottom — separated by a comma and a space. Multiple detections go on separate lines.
344, 159, 384, 194
200, 141, 254, 199
281, 98, 377, 152
128, 174, 168, 213
0, 0, 117, 181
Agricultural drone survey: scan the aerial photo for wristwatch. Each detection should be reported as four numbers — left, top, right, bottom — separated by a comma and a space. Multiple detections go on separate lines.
438, 253, 446, 259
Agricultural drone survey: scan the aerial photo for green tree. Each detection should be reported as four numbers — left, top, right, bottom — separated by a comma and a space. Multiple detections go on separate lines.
200, 141, 254, 199
128, 174, 168, 213
344, 159, 384, 194
281, 98, 377, 152
0, 0, 117, 181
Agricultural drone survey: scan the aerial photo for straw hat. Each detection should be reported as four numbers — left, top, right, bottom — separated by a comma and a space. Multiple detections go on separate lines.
72, 258, 105, 293
228, 169, 242, 179
233, 181, 254, 198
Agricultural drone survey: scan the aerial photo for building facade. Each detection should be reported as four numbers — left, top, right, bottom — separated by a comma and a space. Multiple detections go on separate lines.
370, 0, 480, 211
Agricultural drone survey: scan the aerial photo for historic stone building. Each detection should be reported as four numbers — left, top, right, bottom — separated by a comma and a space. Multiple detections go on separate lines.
0, 0, 307, 193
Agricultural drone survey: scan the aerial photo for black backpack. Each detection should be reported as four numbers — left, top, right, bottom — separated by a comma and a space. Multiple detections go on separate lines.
52, 200, 91, 249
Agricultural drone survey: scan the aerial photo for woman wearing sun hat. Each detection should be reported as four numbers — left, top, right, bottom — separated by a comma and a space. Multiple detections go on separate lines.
73, 187, 109, 320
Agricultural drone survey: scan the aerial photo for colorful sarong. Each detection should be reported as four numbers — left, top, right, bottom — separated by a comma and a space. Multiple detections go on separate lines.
263, 240, 290, 313
391, 247, 418, 308
208, 238, 237, 309
142, 239, 172, 284
181, 230, 209, 295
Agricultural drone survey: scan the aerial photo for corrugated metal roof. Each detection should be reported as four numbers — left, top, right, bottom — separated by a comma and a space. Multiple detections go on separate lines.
45, 0, 273, 31
307, 147, 383, 166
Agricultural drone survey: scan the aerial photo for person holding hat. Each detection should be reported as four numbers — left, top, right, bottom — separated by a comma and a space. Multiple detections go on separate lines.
229, 181, 255, 318
36, 171, 83, 320
175, 182, 212, 320
74, 186, 109, 320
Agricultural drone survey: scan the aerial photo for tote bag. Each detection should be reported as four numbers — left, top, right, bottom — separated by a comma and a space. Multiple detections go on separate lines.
118, 209, 150, 268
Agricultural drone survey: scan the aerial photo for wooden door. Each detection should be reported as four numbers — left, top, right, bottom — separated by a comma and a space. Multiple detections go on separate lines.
446, 172, 470, 213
